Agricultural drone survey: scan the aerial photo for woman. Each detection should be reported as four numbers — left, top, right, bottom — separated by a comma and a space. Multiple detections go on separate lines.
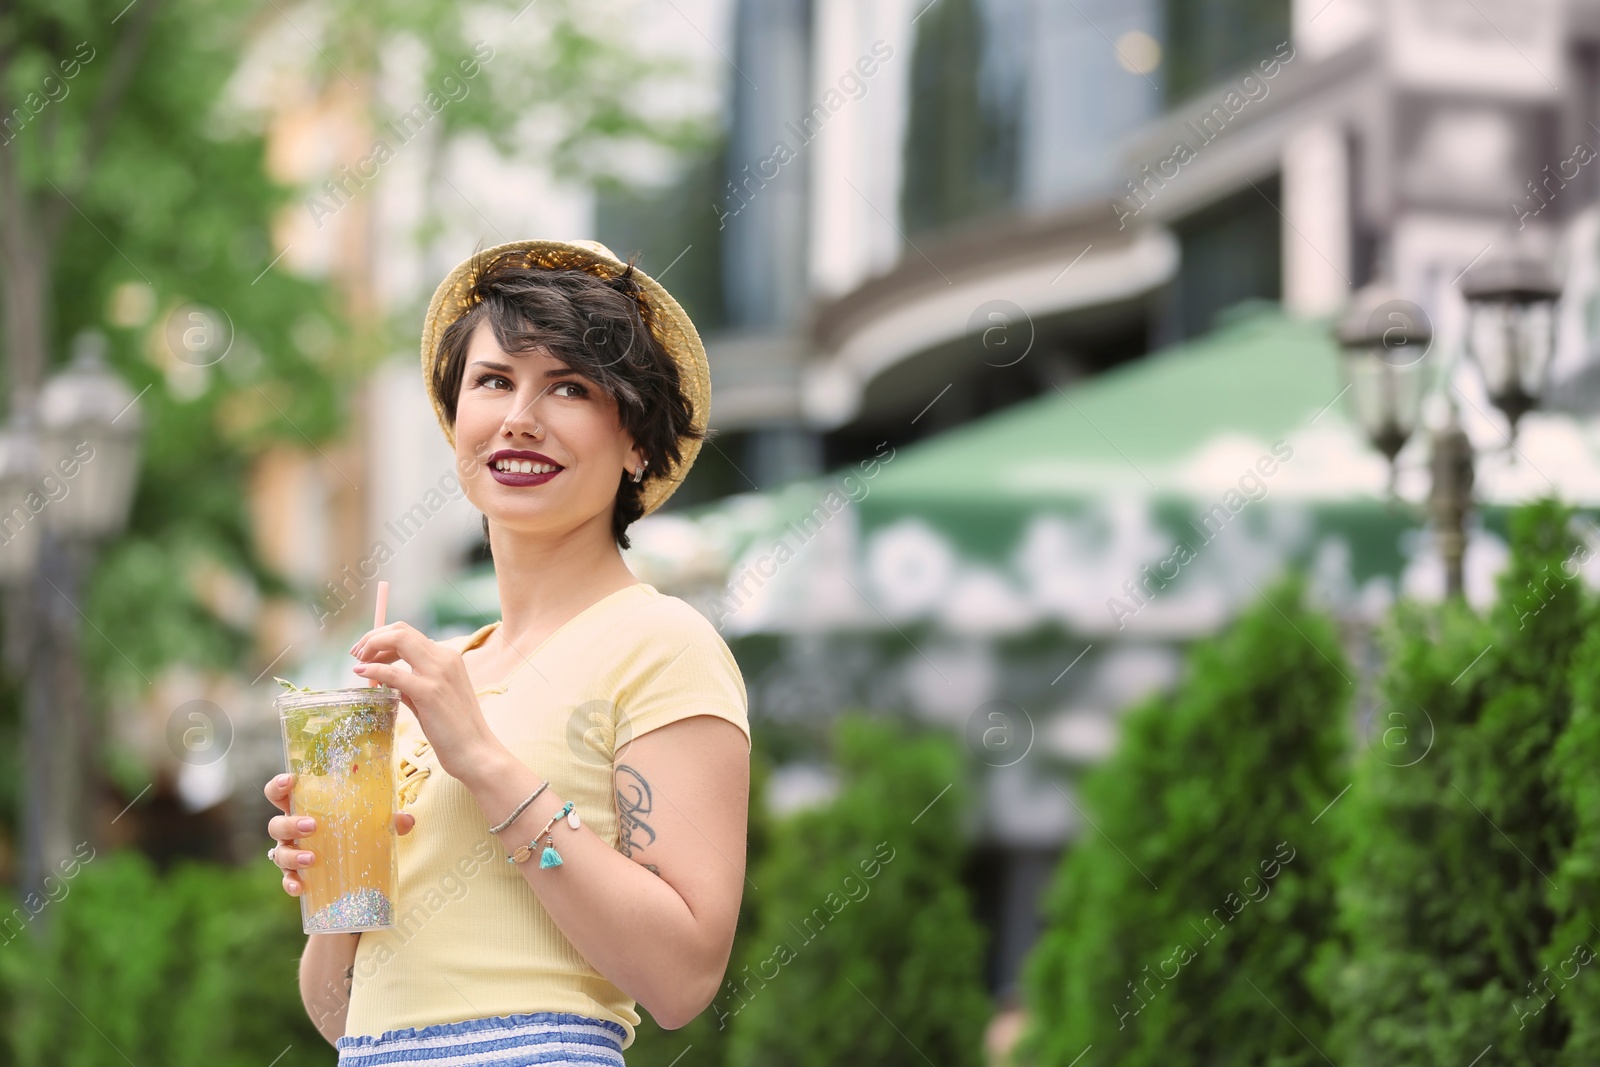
262, 239, 751, 1066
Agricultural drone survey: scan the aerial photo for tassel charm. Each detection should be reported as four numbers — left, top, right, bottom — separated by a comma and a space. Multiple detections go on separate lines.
509, 801, 577, 868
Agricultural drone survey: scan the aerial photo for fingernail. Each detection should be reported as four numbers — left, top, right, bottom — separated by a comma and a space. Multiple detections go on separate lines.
353, 664, 368, 673
297, 818, 315, 832
276, 774, 290, 786
298, 852, 313, 865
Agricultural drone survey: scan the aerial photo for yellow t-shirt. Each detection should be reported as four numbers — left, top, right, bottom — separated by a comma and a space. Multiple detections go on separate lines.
342, 581, 750, 1050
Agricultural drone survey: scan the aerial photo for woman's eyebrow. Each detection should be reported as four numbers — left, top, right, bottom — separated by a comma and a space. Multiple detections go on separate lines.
469, 360, 582, 379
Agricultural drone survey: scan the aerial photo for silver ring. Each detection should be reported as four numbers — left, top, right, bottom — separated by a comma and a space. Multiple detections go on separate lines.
267, 845, 278, 865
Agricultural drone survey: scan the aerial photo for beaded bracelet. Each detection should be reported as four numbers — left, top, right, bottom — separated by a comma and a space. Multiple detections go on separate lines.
488, 779, 548, 835
508, 801, 580, 868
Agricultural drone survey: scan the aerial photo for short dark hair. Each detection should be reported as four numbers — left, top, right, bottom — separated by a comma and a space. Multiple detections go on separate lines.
430, 250, 705, 551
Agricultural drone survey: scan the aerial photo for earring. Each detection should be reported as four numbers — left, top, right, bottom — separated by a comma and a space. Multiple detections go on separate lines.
631, 461, 647, 484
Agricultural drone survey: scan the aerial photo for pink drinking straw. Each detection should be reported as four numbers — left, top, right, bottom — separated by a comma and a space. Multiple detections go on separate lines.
360, 580, 389, 686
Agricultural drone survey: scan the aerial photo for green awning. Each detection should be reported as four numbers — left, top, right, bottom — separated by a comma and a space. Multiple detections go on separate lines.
864, 302, 1345, 507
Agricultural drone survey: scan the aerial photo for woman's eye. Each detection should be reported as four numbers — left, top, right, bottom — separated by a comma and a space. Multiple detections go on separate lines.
554, 381, 588, 398
474, 372, 511, 390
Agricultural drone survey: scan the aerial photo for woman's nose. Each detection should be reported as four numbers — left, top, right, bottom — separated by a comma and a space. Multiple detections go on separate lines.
501, 386, 549, 436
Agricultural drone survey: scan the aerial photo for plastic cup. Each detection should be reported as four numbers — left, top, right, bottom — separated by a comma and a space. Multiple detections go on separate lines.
275, 686, 401, 934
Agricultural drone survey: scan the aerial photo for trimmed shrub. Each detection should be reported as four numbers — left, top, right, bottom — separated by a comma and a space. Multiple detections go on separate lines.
1323, 499, 1594, 1063
1019, 575, 1350, 1066
723, 713, 990, 1067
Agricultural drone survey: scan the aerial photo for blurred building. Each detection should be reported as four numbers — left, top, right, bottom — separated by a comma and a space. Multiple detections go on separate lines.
707, 0, 1600, 477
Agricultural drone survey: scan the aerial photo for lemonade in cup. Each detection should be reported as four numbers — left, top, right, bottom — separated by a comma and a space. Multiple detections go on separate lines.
275, 685, 401, 934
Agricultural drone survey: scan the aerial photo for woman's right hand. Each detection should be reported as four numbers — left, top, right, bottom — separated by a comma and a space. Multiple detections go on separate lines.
264, 772, 416, 898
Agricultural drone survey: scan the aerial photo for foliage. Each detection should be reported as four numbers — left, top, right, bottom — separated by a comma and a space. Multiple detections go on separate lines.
1322, 499, 1596, 1064
3, 0, 352, 703
723, 713, 990, 1067
0, 0, 718, 854
1550, 553, 1600, 1065
0, 849, 327, 1067
1018, 574, 1350, 1067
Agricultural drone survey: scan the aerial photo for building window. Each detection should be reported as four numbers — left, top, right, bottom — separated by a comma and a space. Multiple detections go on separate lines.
902, 0, 1025, 236
1164, 0, 1290, 105
1163, 176, 1284, 341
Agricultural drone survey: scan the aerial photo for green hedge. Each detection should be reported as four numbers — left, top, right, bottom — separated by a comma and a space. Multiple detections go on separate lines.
0, 722, 992, 1067
0, 848, 327, 1067
723, 713, 991, 1067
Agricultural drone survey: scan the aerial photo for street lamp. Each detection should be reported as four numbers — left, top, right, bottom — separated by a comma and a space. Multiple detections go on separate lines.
37, 330, 143, 540
1335, 285, 1435, 495
17, 327, 145, 909
1334, 252, 1562, 600
1460, 254, 1561, 444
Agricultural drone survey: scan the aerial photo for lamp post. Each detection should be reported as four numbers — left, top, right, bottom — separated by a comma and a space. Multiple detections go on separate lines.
1334, 286, 1434, 497
0, 418, 42, 592
16, 329, 143, 902
1460, 254, 1562, 445
1427, 412, 1474, 601
1335, 253, 1561, 600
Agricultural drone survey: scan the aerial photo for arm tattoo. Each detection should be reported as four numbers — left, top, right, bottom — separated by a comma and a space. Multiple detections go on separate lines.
615, 764, 659, 869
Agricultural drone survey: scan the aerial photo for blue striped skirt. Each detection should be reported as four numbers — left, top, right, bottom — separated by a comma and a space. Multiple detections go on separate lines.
335, 1011, 627, 1066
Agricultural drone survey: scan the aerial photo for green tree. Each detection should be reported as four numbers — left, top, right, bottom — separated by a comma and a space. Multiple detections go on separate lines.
3, 0, 713, 697
1, 0, 355, 876
1323, 499, 1593, 1064
0, 0, 713, 855
723, 713, 989, 1067
1, 0, 351, 688
1018, 575, 1349, 1067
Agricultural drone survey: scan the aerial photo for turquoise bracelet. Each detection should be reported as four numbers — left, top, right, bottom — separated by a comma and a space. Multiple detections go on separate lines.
508, 801, 580, 868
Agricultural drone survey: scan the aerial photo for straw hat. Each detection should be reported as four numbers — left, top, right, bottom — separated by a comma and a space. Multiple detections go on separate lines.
420, 239, 711, 518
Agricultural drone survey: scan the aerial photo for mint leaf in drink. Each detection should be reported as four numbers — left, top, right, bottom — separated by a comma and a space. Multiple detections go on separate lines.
275, 677, 313, 692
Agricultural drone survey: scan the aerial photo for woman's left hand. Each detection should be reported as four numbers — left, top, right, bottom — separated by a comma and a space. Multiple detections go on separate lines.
349, 622, 502, 783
